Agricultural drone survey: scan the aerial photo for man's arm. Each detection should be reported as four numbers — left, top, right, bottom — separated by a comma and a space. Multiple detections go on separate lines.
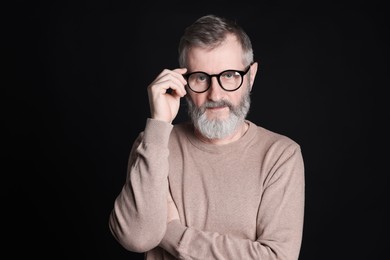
109, 119, 173, 252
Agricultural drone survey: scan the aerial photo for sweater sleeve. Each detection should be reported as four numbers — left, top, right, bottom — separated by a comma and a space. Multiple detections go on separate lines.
159, 144, 305, 260
109, 118, 173, 253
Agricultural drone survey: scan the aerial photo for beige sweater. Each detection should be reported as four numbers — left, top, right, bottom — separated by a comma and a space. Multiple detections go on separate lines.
109, 118, 305, 260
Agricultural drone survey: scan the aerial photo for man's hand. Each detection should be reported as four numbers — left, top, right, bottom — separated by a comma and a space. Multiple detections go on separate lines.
147, 68, 187, 123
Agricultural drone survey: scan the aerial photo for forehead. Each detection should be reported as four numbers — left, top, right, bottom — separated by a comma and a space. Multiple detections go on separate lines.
186, 34, 245, 73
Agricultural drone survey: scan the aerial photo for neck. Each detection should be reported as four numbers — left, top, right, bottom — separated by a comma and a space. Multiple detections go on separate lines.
195, 121, 249, 145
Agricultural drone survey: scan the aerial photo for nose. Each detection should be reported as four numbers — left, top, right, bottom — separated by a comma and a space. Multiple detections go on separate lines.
207, 76, 224, 101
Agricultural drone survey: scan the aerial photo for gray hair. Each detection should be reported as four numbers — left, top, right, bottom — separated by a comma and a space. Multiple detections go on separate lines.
178, 14, 254, 68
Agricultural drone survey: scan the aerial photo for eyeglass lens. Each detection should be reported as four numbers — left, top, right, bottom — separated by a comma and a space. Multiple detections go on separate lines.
187, 70, 243, 92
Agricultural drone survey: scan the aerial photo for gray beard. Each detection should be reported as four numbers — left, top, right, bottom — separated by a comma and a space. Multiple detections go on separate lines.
185, 86, 251, 139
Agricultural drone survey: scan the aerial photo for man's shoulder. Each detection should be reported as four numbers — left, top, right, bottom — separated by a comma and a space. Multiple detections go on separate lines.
170, 121, 193, 139
172, 121, 192, 133
248, 120, 300, 149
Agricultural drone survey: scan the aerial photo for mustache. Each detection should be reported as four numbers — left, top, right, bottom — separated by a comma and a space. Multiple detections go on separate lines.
200, 100, 233, 111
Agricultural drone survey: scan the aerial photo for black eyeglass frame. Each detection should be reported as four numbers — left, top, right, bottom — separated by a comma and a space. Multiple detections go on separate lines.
184, 63, 253, 93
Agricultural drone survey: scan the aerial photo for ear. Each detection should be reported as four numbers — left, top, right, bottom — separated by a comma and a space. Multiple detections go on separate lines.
249, 61, 258, 91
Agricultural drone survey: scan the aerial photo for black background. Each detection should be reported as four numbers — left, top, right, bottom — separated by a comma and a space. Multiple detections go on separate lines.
6, 1, 386, 259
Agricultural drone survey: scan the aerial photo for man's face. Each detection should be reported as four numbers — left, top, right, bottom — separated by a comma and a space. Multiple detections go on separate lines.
185, 34, 257, 139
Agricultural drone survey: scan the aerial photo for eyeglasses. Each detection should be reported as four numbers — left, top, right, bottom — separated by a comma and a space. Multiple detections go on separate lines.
184, 64, 252, 93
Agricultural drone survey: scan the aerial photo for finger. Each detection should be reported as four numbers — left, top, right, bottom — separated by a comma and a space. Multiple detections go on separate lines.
159, 68, 187, 85
173, 68, 187, 73
153, 79, 186, 97
152, 73, 187, 97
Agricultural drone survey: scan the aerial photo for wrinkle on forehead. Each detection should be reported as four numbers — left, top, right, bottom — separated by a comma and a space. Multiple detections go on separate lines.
186, 34, 245, 74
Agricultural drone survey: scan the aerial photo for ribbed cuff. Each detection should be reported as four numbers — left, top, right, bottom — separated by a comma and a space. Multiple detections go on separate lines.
143, 118, 173, 147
